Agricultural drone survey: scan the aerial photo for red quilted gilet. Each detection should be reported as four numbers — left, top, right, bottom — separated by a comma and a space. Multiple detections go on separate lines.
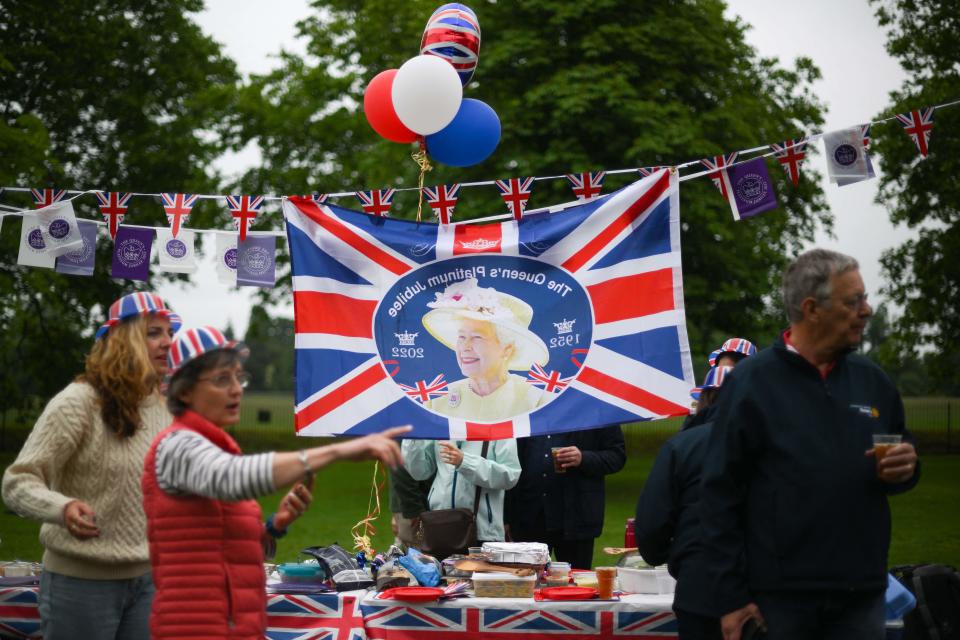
142, 410, 266, 639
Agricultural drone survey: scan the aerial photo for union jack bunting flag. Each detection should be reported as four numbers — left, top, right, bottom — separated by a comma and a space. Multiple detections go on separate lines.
527, 363, 573, 394
495, 177, 535, 221
398, 375, 449, 403
769, 138, 808, 187
638, 167, 669, 178
566, 171, 606, 201
306, 193, 330, 204
225, 194, 264, 242
266, 593, 365, 640
31, 188, 66, 209
95, 191, 132, 240
861, 123, 872, 148
356, 189, 396, 217
0, 587, 41, 639
700, 153, 739, 200
283, 171, 693, 440
896, 107, 935, 157
423, 183, 460, 225
161, 192, 198, 239
360, 597, 679, 639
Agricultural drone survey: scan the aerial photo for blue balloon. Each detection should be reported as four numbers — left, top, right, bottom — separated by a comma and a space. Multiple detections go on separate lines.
425, 98, 500, 167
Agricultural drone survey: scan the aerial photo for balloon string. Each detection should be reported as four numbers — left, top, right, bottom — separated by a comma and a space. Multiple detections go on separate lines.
351, 460, 385, 558
411, 139, 432, 222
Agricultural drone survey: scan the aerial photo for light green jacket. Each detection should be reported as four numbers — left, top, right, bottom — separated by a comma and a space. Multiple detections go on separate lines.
401, 439, 521, 542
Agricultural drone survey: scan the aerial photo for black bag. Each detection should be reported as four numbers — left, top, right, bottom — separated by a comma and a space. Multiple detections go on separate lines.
417, 441, 489, 558
891, 564, 960, 640
300, 544, 358, 580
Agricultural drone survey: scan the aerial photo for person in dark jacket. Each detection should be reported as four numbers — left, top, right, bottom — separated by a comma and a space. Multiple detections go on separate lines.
505, 425, 626, 568
389, 464, 433, 549
699, 249, 920, 640
635, 366, 733, 640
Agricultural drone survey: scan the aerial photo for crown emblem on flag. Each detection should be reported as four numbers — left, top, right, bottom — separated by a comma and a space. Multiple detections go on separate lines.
553, 318, 576, 335
459, 238, 500, 250
395, 330, 419, 346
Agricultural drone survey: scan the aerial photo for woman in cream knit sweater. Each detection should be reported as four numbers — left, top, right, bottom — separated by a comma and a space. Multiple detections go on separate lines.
2, 292, 180, 640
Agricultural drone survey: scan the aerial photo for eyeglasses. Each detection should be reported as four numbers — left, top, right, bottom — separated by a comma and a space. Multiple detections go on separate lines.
198, 371, 251, 389
840, 293, 869, 310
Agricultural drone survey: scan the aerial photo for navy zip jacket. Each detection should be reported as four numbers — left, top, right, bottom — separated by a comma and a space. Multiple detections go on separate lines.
634, 404, 718, 616
698, 335, 920, 616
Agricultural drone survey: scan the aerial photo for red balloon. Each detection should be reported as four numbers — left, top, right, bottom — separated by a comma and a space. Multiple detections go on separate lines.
364, 70, 418, 144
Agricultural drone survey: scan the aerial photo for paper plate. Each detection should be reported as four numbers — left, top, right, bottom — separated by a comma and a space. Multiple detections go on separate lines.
538, 586, 598, 600
383, 586, 445, 602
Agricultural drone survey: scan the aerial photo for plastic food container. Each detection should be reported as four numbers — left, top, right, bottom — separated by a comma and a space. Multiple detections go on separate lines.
472, 571, 537, 598
278, 563, 325, 584
547, 562, 571, 578
571, 570, 598, 589
618, 566, 675, 594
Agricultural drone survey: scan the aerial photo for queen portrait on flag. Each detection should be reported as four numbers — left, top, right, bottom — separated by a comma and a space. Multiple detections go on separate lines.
421, 278, 551, 421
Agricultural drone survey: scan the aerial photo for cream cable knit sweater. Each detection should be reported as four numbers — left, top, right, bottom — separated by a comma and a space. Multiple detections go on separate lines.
2, 382, 171, 579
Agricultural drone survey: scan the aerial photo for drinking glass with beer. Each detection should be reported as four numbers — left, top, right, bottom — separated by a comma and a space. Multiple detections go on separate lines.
551, 447, 566, 473
596, 566, 617, 600
871, 434, 902, 472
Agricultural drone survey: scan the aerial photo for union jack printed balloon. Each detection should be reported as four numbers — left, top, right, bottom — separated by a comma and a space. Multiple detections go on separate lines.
420, 3, 481, 86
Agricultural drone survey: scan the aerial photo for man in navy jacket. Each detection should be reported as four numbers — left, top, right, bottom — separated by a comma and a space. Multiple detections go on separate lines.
699, 249, 920, 640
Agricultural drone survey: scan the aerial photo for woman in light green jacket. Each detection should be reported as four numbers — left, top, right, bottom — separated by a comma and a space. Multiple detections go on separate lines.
401, 438, 520, 543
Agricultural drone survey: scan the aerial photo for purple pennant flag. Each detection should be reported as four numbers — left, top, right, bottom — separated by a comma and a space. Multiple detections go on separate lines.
111, 226, 154, 281
721, 157, 779, 221
237, 234, 276, 288
56, 220, 98, 276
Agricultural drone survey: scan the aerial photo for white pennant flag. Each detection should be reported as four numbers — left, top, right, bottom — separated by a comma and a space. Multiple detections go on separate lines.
17, 215, 56, 268
34, 200, 84, 257
156, 228, 198, 274
215, 232, 238, 284
823, 127, 870, 183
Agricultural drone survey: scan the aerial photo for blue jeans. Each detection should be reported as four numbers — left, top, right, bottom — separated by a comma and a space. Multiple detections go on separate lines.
754, 589, 885, 640
39, 571, 154, 640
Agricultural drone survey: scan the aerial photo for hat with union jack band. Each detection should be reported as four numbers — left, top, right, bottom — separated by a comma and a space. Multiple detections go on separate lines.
167, 326, 247, 380
707, 337, 757, 367
96, 292, 182, 340
690, 365, 734, 400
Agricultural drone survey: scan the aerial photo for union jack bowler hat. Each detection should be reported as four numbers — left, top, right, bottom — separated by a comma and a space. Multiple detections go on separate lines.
95, 292, 182, 340
690, 365, 734, 400
707, 337, 757, 367
167, 326, 247, 380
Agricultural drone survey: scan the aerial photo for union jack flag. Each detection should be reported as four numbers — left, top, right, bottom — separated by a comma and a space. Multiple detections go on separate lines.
31, 188, 66, 209
423, 184, 460, 225
496, 177, 535, 221
356, 189, 396, 217
769, 137, 808, 187
266, 592, 365, 640
0, 587, 41, 639
95, 191, 132, 240
566, 171, 606, 201
527, 363, 573, 394
161, 192, 198, 239
638, 167, 669, 178
361, 597, 678, 639
861, 123, 872, 148
700, 153, 739, 200
398, 375, 449, 403
896, 107, 935, 157
306, 193, 330, 204
283, 171, 693, 441
225, 194, 264, 242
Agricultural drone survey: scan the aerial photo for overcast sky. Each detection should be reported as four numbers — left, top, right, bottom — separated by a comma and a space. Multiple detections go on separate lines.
164, 0, 913, 337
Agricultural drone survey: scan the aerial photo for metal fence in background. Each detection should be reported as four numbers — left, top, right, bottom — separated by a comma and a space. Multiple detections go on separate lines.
1, 395, 957, 454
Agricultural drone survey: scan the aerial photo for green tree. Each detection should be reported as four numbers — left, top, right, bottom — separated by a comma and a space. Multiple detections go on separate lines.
0, 0, 238, 419
243, 306, 295, 392
232, 0, 829, 359
870, 0, 960, 392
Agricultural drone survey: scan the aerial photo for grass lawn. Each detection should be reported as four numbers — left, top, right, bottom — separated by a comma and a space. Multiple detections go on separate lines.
3, 450, 958, 570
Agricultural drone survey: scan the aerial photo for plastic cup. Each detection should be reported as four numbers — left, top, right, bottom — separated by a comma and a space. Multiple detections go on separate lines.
596, 566, 616, 599
551, 447, 566, 473
872, 434, 903, 469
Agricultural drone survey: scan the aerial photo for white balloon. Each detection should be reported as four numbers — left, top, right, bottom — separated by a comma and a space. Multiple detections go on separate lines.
392, 55, 463, 136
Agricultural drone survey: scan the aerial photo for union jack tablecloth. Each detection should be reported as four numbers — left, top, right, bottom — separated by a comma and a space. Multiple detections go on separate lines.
0, 587, 40, 639
360, 592, 678, 640
266, 590, 367, 640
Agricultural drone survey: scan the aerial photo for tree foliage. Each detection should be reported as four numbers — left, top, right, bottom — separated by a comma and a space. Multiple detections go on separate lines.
0, 0, 238, 416
870, 0, 960, 392
243, 306, 295, 392
232, 0, 829, 364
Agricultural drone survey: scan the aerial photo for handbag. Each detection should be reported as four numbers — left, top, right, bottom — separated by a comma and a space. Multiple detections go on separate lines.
417, 441, 489, 558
